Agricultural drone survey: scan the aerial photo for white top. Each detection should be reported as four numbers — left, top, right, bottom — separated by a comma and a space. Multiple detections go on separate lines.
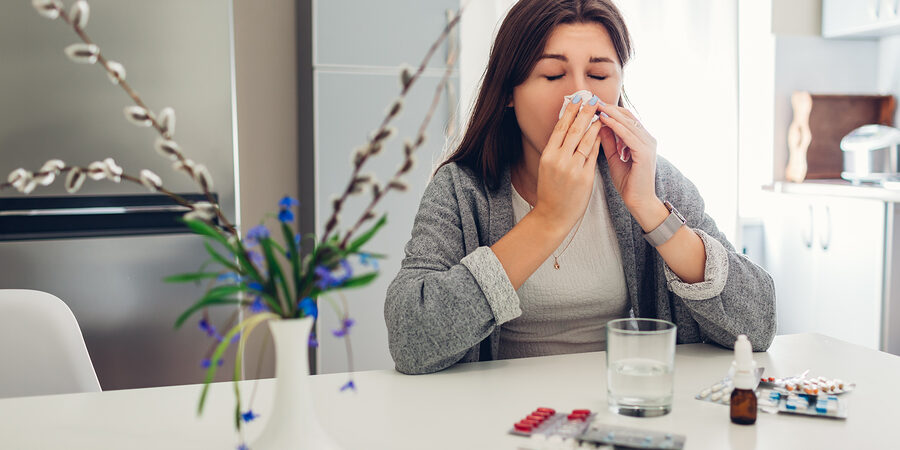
0, 333, 895, 449
499, 168, 629, 359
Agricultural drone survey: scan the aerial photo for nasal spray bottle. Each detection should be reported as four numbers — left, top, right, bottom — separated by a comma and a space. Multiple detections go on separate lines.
730, 335, 757, 425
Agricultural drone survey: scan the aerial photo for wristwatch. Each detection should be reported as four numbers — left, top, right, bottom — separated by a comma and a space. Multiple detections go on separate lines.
642, 201, 686, 247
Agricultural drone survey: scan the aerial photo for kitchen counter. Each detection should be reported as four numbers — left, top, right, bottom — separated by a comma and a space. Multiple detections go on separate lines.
764, 179, 900, 202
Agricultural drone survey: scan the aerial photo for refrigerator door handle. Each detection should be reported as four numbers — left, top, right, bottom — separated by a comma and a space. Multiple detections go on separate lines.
0, 205, 190, 217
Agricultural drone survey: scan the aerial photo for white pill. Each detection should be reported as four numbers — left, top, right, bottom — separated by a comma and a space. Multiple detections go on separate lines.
700, 388, 711, 397
711, 392, 722, 401
712, 383, 724, 392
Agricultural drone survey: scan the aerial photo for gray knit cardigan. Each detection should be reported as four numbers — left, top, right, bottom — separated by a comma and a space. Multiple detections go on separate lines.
384, 156, 776, 375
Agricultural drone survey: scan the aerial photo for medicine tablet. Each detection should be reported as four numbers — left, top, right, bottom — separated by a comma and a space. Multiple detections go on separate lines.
711, 383, 723, 392
699, 388, 711, 397
711, 392, 722, 401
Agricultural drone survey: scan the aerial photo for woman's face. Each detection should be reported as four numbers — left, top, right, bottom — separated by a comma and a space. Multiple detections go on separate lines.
510, 22, 624, 156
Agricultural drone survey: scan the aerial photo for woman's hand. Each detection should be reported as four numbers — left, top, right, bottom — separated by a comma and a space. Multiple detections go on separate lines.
531, 94, 603, 234
597, 103, 660, 215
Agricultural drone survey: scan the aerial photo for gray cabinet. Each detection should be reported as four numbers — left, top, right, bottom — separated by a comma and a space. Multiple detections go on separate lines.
822, 0, 900, 38
314, 0, 459, 68
314, 71, 458, 373
311, 0, 461, 374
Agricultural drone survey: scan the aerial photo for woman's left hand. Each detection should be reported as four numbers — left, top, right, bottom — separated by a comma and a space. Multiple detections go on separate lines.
596, 103, 658, 212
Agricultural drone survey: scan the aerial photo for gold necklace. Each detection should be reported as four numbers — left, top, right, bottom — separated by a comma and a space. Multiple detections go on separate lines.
523, 200, 585, 270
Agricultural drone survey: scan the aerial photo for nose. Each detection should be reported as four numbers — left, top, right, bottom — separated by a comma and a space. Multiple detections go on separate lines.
568, 76, 592, 96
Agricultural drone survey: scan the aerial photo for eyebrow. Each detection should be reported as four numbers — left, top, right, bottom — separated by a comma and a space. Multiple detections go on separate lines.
539, 54, 615, 64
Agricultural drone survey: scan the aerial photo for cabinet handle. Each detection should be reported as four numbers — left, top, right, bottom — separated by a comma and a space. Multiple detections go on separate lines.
819, 205, 832, 251
803, 204, 813, 248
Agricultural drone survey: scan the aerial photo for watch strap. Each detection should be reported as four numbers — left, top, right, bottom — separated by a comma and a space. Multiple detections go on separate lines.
643, 201, 686, 247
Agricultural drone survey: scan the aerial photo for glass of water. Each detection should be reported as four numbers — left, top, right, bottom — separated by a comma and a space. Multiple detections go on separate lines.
606, 318, 677, 417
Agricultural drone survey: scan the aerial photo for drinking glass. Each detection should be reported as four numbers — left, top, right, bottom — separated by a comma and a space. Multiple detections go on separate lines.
606, 318, 677, 417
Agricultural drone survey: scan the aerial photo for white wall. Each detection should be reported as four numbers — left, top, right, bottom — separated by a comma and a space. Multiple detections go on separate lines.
879, 34, 900, 126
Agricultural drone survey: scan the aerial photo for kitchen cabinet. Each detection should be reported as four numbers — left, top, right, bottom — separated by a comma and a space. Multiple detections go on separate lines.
822, 0, 900, 38
763, 192, 885, 350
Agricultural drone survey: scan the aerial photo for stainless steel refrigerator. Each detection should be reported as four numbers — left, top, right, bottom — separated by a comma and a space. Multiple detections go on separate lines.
0, 0, 240, 390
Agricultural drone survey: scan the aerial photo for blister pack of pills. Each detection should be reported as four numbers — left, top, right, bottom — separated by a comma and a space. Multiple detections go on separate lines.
510, 407, 686, 450
579, 423, 686, 449
757, 370, 855, 395
758, 389, 848, 420
694, 367, 765, 407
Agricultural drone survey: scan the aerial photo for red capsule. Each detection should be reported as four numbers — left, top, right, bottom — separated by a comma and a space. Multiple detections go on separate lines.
514, 422, 533, 432
532, 410, 552, 418
571, 409, 591, 415
527, 414, 546, 422
567, 413, 587, 421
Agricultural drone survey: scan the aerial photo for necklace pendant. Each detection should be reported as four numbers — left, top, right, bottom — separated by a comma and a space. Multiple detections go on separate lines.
553, 257, 560, 270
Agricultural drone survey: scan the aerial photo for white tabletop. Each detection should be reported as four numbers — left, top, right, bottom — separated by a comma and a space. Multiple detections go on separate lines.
0, 333, 897, 449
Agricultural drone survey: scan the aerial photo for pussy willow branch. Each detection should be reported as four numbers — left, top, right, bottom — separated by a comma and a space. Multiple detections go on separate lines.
320, 6, 464, 245
56, 8, 237, 237
339, 47, 459, 250
0, 165, 195, 208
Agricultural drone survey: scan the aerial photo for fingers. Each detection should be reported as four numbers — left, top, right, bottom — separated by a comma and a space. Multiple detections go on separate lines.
547, 94, 587, 150
575, 119, 603, 165
584, 125, 603, 169
559, 95, 602, 153
599, 125, 619, 163
597, 103, 645, 142
598, 113, 641, 150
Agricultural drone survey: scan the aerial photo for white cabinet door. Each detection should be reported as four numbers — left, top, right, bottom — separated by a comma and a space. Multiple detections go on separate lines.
763, 193, 885, 349
812, 196, 885, 349
763, 193, 817, 335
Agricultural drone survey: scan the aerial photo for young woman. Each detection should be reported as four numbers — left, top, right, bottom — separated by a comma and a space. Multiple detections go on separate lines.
385, 0, 775, 374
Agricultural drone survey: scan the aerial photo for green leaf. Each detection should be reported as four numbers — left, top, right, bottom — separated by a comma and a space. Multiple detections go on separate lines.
197, 312, 278, 416
173, 298, 241, 330
174, 285, 249, 329
163, 272, 222, 283
338, 272, 378, 289
260, 237, 292, 315
345, 214, 387, 254
282, 222, 302, 312
183, 218, 233, 251
204, 241, 240, 274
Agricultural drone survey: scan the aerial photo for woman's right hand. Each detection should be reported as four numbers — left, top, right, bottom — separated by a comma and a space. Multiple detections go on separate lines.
531, 94, 603, 234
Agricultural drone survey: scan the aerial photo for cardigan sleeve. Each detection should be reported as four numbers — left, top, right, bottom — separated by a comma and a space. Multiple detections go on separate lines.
658, 160, 777, 351
384, 165, 520, 374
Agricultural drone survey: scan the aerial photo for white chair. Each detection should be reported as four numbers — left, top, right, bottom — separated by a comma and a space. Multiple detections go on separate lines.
0, 289, 101, 398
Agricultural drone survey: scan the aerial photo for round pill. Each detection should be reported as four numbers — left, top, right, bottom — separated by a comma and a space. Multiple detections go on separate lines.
514, 422, 533, 432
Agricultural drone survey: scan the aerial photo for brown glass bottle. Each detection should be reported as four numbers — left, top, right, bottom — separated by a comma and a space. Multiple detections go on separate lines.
730, 388, 757, 425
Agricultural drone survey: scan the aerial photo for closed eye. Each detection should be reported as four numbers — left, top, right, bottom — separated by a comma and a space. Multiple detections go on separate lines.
545, 74, 607, 81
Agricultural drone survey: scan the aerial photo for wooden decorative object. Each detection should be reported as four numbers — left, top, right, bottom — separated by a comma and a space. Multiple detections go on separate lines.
785, 92, 895, 182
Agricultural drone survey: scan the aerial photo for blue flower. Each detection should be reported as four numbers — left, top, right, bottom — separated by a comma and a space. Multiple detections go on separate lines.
241, 410, 259, 423
247, 250, 264, 266
201, 358, 224, 368
245, 224, 270, 247
339, 259, 354, 282
237, 444, 249, 450
247, 281, 265, 292
314, 260, 353, 290
359, 253, 379, 270
332, 318, 355, 338
278, 209, 294, 223
299, 297, 317, 319
230, 332, 242, 343
249, 296, 269, 313
294, 233, 301, 245
308, 334, 319, 348
340, 379, 356, 392
198, 318, 216, 337
278, 196, 299, 208
217, 272, 242, 283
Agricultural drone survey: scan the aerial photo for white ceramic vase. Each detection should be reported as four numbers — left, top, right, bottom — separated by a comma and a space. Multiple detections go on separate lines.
251, 316, 341, 450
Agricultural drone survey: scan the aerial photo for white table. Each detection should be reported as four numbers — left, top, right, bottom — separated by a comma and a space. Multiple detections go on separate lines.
0, 333, 897, 449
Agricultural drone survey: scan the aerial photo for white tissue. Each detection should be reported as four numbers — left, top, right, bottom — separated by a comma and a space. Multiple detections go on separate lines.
557, 89, 608, 124
558, 90, 629, 162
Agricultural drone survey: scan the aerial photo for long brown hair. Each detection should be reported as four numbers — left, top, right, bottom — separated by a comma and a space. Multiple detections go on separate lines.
440, 0, 634, 190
